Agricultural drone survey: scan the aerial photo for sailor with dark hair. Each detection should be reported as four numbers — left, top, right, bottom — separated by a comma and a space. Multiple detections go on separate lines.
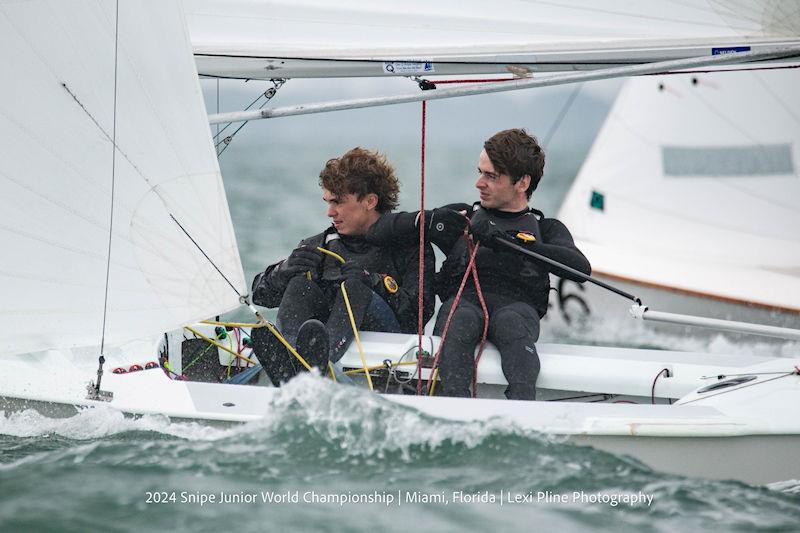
251, 147, 435, 386
366, 129, 591, 400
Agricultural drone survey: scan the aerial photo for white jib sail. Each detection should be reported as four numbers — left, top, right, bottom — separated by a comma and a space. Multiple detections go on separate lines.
0, 0, 245, 356
184, 0, 800, 78
557, 67, 800, 312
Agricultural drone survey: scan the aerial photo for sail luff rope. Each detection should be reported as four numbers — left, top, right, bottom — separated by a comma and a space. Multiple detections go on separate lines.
99, 0, 120, 357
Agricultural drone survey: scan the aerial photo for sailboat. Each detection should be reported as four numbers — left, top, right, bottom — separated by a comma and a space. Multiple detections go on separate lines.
2, 0, 800, 486
557, 68, 800, 331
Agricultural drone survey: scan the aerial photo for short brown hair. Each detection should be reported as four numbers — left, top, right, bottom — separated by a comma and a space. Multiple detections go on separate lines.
319, 147, 400, 212
483, 129, 545, 199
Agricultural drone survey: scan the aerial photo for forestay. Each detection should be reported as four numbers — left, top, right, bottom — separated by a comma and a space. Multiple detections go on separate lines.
558, 68, 800, 312
185, 0, 800, 78
0, 1, 245, 357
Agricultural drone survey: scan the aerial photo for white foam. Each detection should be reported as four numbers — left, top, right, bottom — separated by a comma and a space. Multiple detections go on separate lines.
0, 375, 542, 459
767, 479, 800, 494
240, 374, 546, 460
0, 407, 239, 441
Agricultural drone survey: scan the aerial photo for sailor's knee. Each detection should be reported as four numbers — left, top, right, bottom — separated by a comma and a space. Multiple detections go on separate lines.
444, 305, 483, 345
491, 305, 540, 345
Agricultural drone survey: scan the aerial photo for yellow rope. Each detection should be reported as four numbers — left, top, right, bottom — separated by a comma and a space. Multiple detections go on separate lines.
343, 361, 418, 376
202, 249, 354, 383
340, 281, 373, 391
257, 321, 314, 372
428, 368, 439, 396
202, 320, 266, 328
317, 247, 345, 264
201, 319, 323, 376
184, 326, 258, 366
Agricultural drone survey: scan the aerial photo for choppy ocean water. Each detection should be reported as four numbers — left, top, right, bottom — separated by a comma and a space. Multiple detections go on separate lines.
3, 80, 799, 530
2, 376, 800, 532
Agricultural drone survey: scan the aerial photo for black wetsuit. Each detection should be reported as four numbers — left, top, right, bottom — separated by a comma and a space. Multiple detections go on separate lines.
434, 203, 590, 400
251, 223, 435, 385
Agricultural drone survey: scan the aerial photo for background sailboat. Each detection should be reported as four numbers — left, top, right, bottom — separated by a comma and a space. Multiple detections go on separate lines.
557, 68, 800, 329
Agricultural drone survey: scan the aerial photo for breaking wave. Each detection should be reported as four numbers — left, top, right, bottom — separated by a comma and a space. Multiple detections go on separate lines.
2, 375, 800, 531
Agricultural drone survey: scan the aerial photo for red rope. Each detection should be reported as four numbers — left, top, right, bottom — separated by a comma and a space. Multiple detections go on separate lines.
469, 242, 490, 398
431, 78, 517, 85
417, 100, 426, 395
425, 232, 477, 395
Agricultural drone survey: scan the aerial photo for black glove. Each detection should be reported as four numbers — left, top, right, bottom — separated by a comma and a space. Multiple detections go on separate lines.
427, 207, 468, 248
277, 246, 323, 281
470, 219, 506, 249
339, 261, 383, 291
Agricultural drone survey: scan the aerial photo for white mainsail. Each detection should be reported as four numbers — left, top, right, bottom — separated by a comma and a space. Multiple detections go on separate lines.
184, 0, 800, 79
557, 67, 800, 312
0, 1, 245, 357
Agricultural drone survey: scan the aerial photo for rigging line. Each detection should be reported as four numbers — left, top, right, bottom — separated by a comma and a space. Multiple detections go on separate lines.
688, 88, 800, 212
100, 0, 120, 356
650, 64, 800, 76
216, 79, 285, 156
701, 370, 798, 379
541, 82, 582, 149
169, 214, 242, 298
679, 370, 797, 405
753, 72, 800, 127
212, 85, 267, 141
417, 100, 426, 395
692, 86, 761, 144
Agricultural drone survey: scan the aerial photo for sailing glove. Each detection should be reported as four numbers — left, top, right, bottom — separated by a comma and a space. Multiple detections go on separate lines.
278, 246, 323, 281
427, 207, 469, 251
470, 219, 505, 247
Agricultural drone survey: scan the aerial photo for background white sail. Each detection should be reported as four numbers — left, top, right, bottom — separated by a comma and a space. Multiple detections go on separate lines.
558, 67, 800, 312
185, 0, 800, 79
0, 0, 245, 356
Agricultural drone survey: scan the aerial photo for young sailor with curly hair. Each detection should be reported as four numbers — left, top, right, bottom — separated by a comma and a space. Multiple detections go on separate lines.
251, 147, 435, 385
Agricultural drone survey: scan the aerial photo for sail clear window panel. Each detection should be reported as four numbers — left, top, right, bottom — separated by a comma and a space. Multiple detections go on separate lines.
662, 145, 794, 177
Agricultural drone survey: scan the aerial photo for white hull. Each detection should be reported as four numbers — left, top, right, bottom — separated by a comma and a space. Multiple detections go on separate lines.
2, 326, 799, 485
